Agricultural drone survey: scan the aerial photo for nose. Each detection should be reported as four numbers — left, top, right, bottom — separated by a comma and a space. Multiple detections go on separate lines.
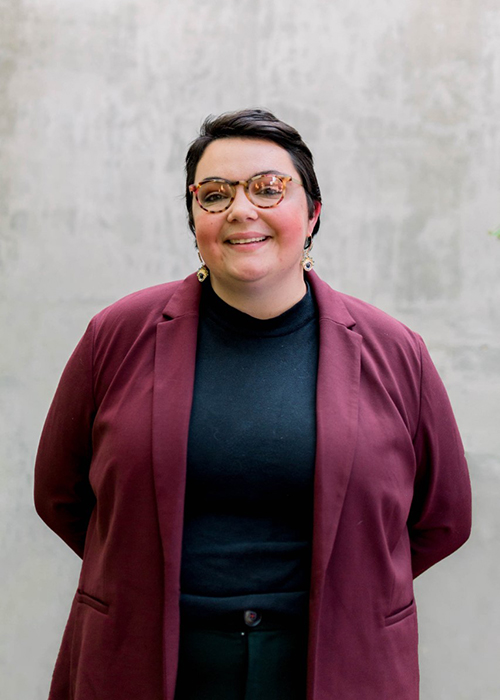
226, 184, 259, 222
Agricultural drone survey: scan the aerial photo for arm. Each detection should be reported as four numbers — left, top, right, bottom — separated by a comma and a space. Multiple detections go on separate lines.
409, 337, 472, 578
34, 320, 97, 558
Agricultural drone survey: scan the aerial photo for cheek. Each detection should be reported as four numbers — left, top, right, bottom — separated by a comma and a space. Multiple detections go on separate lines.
194, 216, 224, 255
275, 210, 310, 243
193, 212, 214, 239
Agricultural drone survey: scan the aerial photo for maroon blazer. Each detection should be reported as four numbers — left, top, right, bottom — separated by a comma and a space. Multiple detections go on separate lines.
35, 271, 471, 700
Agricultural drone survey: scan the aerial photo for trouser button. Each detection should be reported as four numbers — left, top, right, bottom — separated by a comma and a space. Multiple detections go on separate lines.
243, 610, 261, 627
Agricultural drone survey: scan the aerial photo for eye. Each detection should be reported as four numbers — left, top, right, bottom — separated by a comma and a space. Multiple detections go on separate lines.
203, 191, 227, 203
257, 184, 282, 196
251, 176, 284, 199
198, 181, 233, 208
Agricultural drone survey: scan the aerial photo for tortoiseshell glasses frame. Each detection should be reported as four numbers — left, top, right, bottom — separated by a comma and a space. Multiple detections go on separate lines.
189, 173, 303, 213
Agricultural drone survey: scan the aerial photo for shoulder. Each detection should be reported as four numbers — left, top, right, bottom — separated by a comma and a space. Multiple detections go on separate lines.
80, 275, 200, 368
89, 274, 201, 336
311, 275, 431, 433
72, 276, 200, 396
338, 294, 425, 398
93, 279, 183, 329
340, 291, 420, 343
311, 273, 423, 360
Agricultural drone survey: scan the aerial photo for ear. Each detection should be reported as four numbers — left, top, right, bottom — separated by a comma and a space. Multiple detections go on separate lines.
308, 201, 322, 235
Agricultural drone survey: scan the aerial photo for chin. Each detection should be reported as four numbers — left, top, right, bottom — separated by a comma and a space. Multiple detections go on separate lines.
227, 264, 271, 284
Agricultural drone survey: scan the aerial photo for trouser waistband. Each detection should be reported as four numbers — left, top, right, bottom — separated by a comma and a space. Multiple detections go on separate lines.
180, 608, 308, 632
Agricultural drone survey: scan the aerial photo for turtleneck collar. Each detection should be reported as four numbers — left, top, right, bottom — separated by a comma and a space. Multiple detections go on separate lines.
200, 280, 317, 337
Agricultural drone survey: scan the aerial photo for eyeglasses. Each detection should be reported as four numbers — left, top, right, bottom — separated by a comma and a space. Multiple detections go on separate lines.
189, 173, 302, 213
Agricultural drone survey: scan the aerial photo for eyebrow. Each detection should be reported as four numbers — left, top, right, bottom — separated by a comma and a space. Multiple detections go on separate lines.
198, 170, 287, 184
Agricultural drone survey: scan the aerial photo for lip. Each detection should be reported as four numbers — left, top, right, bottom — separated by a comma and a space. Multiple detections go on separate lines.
225, 233, 271, 247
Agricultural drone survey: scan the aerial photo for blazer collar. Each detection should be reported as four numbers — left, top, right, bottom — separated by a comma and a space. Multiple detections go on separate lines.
161, 270, 356, 328
162, 273, 202, 320
307, 271, 357, 328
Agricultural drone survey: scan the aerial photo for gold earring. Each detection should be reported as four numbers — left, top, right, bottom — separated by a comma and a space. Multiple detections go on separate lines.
196, 250, 209, 283
302, 236, 314, 272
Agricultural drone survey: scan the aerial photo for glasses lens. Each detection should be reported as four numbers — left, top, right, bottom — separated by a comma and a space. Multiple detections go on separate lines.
248, 175, 284, 207
197, 181, 234, 212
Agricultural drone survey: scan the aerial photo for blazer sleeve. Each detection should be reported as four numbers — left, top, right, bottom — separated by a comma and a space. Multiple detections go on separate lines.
34, 320, 97, 558
408, 336, 472, 578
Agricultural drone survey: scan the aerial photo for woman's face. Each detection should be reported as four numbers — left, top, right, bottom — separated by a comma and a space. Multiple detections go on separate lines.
192, 137, 320, 302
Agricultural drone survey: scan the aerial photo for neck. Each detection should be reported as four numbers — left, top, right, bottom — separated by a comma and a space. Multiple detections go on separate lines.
209, 276, 308, 319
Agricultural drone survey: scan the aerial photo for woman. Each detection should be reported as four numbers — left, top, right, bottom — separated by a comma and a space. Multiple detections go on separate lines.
35, 109, 471, 700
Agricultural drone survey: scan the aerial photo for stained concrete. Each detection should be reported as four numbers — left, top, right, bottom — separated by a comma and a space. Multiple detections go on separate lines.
1, 2, 499, 698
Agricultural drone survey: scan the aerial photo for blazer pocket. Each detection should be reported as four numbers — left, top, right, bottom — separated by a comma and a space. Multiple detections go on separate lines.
384, 598, 416, 627
76, 588, 110, 615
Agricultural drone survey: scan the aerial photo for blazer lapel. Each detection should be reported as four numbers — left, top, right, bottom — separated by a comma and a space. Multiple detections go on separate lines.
307, 273, 362, 642
151, 274, 201, 699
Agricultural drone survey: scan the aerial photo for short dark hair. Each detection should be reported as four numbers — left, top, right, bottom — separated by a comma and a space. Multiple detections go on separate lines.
185, 108, 322, 237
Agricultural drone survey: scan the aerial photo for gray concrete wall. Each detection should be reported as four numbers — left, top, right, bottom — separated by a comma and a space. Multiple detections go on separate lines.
1, 1, 499, 697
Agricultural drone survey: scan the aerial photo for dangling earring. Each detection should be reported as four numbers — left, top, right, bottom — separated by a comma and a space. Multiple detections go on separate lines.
196, 250, 209, 283
302, 236, 314, 272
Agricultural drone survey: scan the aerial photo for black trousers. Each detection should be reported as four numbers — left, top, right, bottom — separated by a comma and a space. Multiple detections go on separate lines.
175, 622, 308, 700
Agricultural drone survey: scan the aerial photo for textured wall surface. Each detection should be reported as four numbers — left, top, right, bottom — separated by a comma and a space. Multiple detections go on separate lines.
1, 1, 499, 698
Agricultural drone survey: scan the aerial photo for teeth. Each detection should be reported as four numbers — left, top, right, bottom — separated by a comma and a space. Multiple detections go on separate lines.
228, 237, 266, 245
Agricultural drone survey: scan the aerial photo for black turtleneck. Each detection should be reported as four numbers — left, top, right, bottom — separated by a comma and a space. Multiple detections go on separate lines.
180, 281, 319, 623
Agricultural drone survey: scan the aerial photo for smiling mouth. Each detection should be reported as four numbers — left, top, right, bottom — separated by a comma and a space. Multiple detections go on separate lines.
227, 236, 268, 245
